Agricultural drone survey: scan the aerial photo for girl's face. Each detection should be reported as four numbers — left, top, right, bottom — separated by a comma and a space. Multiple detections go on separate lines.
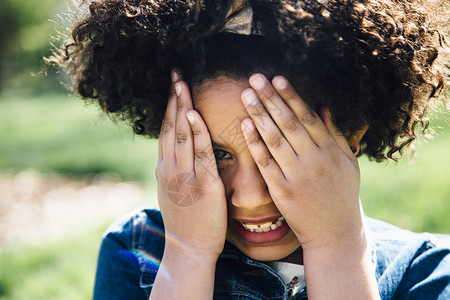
193, 76, 301, 261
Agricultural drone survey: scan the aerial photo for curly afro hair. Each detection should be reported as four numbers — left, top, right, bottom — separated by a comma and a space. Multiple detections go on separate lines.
50, 0, 449, 161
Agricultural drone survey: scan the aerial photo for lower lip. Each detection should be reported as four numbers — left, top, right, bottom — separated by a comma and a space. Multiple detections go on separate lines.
230, 220, 290, 244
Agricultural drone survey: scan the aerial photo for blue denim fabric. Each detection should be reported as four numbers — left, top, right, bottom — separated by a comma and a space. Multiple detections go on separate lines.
93, 208, 450, 299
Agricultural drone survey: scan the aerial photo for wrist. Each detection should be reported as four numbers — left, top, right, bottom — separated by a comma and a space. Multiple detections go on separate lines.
302, 230, 379, 299
159, 245, 218, 292
303, 234, 371, 268
150, 239, 219, 299
163, 242, 221, 267
302, 223, 369, 257
298, 212, 366, 251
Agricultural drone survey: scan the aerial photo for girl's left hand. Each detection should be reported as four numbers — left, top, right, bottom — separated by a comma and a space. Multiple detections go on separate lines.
240, 74, 364, 250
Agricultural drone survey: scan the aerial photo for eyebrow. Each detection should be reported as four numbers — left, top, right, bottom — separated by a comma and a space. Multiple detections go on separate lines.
211, 140, 229, 149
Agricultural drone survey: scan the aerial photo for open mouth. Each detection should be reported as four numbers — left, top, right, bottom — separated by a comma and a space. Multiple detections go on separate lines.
240, 216, 285, 233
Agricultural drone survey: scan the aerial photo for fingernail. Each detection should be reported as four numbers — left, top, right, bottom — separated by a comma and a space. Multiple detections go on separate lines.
242, 118, 254, 132
273, 76, 288, 90
171, 70, 180, 82
175, 82, 182, 97
243, 90, 258, 106
250, 74, 265, 90
186, 112, 195, 125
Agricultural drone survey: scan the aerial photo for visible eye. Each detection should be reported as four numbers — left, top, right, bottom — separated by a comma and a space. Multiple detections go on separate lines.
213, 149, 232, 161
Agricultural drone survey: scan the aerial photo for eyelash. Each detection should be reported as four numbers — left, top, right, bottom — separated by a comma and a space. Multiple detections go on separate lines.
213, 149, 232, 161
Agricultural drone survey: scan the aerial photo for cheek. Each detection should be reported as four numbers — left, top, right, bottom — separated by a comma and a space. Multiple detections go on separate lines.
216, 159, 234, 173
217, 167, 235, 199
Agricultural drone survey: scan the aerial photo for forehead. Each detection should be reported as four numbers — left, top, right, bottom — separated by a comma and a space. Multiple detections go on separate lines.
193, 77, 251, 149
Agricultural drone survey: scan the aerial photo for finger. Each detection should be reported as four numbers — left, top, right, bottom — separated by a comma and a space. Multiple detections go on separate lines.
161, 80, 178, 165
171, 69, 182, 82
269, 75, 335, 148
246, 74, 317, 152
241, 118, 285, 182
320, 108, 354, 157
174, 81, 194, 171
158, 124, 163, 162
241, 88, 297, 166
159, 74, 177, 162
186, 110, 220, 184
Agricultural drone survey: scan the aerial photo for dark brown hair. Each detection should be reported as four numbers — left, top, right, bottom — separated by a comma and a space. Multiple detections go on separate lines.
50, 0, 449, 161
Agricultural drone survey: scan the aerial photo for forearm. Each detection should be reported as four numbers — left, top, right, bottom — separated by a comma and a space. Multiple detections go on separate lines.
303, 231, 380, 300
149, 246, 218, 300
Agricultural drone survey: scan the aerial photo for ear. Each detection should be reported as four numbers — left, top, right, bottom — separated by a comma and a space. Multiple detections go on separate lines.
347, 126, 369, 155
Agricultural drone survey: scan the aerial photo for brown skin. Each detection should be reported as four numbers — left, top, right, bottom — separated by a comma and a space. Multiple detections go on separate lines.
158, 73, 369, 262
156, 78, 227, 259
193, 77, 301, 261
151, 74, 379, 299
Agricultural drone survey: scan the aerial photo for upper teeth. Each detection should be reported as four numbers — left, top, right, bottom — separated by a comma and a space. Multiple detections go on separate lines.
240, 216, 285, 233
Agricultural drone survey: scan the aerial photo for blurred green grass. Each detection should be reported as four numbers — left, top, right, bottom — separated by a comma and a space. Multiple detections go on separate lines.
359, 107, 450, 233
0, 223, 106, 300
0, 93, 449, 299
0, 93, 158, 299
0, 93, 158, 182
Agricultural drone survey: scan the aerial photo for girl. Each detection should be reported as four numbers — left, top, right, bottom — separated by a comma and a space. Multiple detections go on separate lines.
52, 0, 449, 299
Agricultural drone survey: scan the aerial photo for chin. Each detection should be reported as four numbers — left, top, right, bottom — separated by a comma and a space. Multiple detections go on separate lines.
226, 232, 300, 262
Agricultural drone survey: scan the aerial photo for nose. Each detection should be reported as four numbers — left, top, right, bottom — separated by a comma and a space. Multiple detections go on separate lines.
228, 161, 273, 209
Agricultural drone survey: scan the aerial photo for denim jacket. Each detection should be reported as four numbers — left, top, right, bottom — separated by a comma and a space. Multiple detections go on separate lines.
93, 208, 450, 299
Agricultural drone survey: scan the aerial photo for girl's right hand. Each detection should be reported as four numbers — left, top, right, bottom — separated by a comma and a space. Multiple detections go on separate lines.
155, 72, 227, 261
